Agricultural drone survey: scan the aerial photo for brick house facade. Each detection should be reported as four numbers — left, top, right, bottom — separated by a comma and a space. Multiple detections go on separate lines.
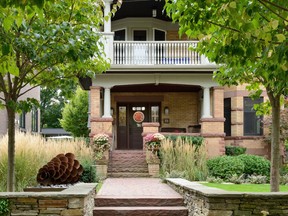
80, 0, 268, 160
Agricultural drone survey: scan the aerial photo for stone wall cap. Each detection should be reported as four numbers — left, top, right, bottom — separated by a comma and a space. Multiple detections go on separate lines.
0, 183, 97, 198
166, 178, 288, 198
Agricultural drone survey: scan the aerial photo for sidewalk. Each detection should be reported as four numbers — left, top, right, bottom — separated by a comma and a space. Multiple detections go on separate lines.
96, 178, 183, 198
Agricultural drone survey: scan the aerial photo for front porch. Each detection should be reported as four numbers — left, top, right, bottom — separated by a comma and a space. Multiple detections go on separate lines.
89, 77, 225, 155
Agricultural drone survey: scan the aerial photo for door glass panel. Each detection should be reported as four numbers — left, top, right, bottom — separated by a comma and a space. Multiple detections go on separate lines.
151, 106, 159, 122
119, 106, 126, 126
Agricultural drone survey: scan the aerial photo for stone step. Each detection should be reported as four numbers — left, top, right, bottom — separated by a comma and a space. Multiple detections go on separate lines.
108, 172, 150, 178
95, 197, 184, 207
108, 163, 147, 167
93, 206, 188, 216
108, 167, 148, 173
110, 156, 146, 161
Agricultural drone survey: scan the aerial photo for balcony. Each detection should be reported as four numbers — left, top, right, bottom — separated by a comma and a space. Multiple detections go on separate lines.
113, 41, 205, 65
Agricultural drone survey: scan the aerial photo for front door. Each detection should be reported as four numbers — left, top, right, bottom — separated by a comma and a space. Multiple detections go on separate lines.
117, 103, 160, 149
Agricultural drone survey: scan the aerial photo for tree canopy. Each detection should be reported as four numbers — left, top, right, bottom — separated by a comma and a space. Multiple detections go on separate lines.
165, 0, 287, 191
60, 87, 89, 137
0, 0, 110, 191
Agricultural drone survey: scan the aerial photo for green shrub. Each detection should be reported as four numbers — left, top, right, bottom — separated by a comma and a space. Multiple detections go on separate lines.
206, 176, 223, 183
237, 154, 270, 177
165, 135, 204, 148
207, 156, 245, 180
228, 174, 245, 184
0, 198, 9, 216
80, 160, 97, 183
280, 174, 288, 185
225, 146, 246, 156
246, 175, 268, 184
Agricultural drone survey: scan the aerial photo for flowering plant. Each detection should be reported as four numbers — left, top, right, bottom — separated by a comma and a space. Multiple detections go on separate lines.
144, 133, 165, 152
92, 133, 110, 159
93, 133, 109, 145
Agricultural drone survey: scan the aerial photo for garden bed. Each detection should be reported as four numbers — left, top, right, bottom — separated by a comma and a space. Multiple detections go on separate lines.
166, 178, 288, 216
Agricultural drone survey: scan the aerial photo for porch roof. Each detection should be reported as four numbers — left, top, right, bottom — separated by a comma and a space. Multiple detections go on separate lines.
111, 0, 170, 21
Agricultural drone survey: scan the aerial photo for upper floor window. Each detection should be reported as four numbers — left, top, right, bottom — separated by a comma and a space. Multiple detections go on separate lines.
31, 108, 38, 132
19, 111, 26, 129
114, 29, 126, 41
154, 29, 165, 41
244, 97, 263, 136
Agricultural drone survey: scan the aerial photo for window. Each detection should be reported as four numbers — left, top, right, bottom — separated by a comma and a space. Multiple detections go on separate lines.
19, 111, 26, 129
244, 97, 263, 136
224, 98, 231, 136
114, 29, 125, 41
151, 106, 159, 122
31, 108, 38, 132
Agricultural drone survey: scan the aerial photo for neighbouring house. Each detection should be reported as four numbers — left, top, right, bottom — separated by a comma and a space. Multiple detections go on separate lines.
79, 0, 269, 168
0, 85, 41, 136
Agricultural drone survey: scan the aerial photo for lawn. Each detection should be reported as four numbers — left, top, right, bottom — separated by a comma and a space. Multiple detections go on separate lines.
201, 183, 288, 192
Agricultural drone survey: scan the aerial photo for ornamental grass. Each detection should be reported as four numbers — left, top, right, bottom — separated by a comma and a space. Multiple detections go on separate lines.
160, 137, 208, 181
0, 131, 94, 192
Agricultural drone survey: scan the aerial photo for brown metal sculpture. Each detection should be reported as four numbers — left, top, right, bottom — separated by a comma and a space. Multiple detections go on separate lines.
36, 153, 83, 186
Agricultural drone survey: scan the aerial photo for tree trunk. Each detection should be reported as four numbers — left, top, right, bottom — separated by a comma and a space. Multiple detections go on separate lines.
268, 93, 281, 192
6, 107, 16, 192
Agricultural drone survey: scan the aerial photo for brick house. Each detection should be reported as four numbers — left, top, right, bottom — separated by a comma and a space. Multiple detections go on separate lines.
79, 0, 269, 165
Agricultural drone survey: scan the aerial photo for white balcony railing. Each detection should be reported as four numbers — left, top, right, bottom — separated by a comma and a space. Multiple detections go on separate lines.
113, 41, 202, 65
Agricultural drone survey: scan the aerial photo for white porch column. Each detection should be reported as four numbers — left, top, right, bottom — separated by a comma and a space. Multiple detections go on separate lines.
104, 0, 113, 33
202, 86, 212, 118
102, 87, 112, 118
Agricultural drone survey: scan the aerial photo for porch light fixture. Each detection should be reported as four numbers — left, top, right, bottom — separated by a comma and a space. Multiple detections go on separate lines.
164, 106, 169, 115
152, 9, 157, 17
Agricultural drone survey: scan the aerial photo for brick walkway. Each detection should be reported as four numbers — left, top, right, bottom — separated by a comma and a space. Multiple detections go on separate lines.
97, 178, 183, 198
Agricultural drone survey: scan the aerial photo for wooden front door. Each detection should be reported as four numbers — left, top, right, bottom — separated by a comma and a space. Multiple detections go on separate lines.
117, 103, 159, 150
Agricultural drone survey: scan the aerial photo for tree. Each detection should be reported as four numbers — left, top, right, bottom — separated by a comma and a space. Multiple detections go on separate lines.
0, 0, 111, 191
40, 87, 65, 128
165, 0, 288, 191
40, 83, 77, 128
60, 87, 89, 137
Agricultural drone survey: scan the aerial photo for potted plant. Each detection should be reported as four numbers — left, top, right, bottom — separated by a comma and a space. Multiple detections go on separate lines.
144, 133, 165, 177
92, 133, 110, 160
144, 133, 165, 153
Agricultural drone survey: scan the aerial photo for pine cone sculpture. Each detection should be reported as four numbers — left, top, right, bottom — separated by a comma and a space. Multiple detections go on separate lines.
37, 153, 84, 186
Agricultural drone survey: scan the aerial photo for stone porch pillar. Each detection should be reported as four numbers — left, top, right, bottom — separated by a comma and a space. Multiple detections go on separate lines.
90, 86, 101, 118
142, 122, 160, 177
201, 86, 225, 158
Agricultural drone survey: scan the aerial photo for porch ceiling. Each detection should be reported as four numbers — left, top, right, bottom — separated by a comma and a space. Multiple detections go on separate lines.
111, 84, 202, 92
112, 0, 170, 21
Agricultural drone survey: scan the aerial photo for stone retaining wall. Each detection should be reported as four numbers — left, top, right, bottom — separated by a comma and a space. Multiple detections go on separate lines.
0, 183, 96, 216
166, 178, 288, 216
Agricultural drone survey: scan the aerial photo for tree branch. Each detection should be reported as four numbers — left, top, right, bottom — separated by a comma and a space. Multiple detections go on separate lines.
68, 0, 75, 22
259, 0, 288, 12
258, 0, 288, 22
18, 74, 76, 98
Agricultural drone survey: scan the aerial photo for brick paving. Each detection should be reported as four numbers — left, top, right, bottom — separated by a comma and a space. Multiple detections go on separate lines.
97, 178, 183, 198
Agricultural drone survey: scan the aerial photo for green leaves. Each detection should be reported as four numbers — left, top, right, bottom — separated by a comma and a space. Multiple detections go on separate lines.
60, 87, 89, 137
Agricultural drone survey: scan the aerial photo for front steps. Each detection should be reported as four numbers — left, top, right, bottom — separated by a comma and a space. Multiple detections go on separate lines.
108, 150, 150, 177
94, 197, 188, 216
